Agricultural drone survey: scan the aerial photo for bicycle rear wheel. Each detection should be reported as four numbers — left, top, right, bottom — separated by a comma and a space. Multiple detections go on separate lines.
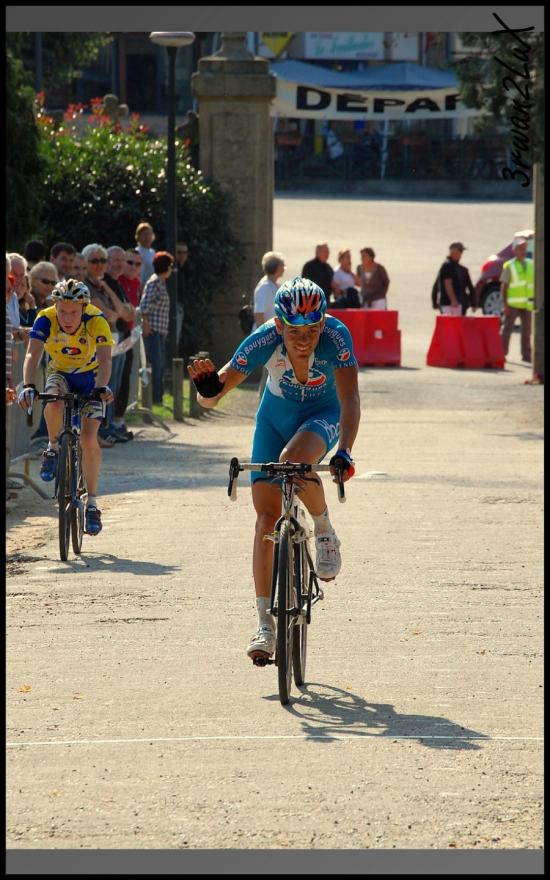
292, 540, 308, 687
57, 434, 72, 561
276, 521, 295, 705
71, 442, 85, 555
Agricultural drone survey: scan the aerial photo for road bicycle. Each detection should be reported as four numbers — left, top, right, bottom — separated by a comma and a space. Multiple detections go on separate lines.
228, 458, 345, 705
27, 391, 106, 561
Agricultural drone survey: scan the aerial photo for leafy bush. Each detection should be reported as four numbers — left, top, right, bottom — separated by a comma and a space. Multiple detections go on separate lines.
36, 97, 243, 351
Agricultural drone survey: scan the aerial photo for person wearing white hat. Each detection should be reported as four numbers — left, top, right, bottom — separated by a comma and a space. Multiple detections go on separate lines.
500, 237, 534, 362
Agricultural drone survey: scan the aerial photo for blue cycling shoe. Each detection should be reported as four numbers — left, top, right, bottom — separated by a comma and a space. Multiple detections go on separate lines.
39, 449, 58, 482
85, 506, 103, 536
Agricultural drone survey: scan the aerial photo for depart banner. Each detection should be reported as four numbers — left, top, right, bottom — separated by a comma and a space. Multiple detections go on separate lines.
272, 79, 483, 121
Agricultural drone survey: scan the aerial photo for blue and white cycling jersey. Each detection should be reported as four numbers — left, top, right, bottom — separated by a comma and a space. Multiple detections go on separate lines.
230, 316, 358, 481
229, 315, 358, 404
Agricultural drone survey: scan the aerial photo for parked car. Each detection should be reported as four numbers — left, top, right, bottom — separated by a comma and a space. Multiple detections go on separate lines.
474, 229, 534, 316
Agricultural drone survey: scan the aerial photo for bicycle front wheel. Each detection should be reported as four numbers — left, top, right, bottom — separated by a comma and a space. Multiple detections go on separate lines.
292, 540, 308, 687
71, 441, 85, 555
276, 521, 295, 705
57, 434, 72, 561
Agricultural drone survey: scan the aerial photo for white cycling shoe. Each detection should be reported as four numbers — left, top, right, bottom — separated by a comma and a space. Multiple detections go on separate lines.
246, 624, 276, 659
315, 531, 342, 581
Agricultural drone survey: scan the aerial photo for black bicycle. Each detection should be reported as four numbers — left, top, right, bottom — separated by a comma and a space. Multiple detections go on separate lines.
27, 391, 105, 561
228, 458, 345, 705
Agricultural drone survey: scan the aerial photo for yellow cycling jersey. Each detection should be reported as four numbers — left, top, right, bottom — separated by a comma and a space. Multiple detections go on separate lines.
30, 304, 113, 374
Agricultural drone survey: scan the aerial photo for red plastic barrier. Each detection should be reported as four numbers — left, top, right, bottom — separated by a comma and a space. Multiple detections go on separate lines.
426, 316, 504, 369
329, 309, 401, 366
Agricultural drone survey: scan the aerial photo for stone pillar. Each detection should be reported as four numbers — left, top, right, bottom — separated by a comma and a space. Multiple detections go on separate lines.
192, 33, 277, 365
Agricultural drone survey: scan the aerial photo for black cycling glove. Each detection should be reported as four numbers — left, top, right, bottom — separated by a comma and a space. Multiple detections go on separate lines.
192, 370, 225, 399
329, 449, 356, 478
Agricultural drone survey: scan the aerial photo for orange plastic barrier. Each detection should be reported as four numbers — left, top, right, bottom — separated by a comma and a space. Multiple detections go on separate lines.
426, 316, 504, 369
329, 309, 401, 366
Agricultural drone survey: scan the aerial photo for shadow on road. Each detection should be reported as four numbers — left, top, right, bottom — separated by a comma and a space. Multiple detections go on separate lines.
43, 552, 181, 577
267, 682, 489, 750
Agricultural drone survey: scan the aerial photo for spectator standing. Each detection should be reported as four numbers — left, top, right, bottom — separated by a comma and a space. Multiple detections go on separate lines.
332, 248, 361, 308
139, 251, 174, 405
23, 240, 46, 270
72, 253, 87, 282
120, 248, 143, 312
135, 222, 156, 286
253, 251, 285, 329
436, 242, 474, 317
6, 260, 21, 329
8, 253, 28, 299
49, 242, 77, 281
500, 236, 534, 363
302, 243, 336, 300
82, 243, 126, 446
17, 271, 38, 328
253, 251, 286, 399
357, 247, 390, 310
104, 246, 136, 441
29, 262, 58, 311
175, 242, 190, 355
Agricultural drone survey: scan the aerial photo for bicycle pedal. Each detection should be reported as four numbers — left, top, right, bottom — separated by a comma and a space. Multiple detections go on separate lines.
250, 652, 274, 666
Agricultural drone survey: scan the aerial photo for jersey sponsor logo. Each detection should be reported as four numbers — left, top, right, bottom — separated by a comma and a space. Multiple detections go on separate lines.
281, 367, 326, 388
337, 348, 351, 362
61, 346, 82, 356
236, 352, 248, 366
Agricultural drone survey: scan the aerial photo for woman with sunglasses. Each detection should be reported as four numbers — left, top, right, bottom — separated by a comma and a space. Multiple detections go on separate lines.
82, 243, 132, 447
28, 261, 59, 314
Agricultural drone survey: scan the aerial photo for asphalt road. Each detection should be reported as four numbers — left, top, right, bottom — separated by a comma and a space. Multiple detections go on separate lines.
6, 197, 543, 853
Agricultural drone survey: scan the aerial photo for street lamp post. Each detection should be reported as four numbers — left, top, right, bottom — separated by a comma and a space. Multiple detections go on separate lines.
149, 31, 195, 368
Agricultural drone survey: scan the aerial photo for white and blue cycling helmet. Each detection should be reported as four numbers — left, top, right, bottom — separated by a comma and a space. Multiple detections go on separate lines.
274, 276, 327, 326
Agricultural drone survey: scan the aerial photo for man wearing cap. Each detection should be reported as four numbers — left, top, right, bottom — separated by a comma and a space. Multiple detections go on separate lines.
437, 242, 475, 316
500, 237, 534, 362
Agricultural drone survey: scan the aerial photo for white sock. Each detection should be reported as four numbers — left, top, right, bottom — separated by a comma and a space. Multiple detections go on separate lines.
256, 597, 275, 629
312, 507, 333, 536
86, 495, 98, 510
47, 440, 59, 453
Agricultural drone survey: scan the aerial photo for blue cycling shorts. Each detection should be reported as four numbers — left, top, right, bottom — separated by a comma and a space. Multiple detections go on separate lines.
250, 388, 340, 484
45, 369, 104, 420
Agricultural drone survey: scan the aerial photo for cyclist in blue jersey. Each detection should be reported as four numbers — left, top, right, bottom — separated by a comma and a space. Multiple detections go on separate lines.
188, 277, 360, 662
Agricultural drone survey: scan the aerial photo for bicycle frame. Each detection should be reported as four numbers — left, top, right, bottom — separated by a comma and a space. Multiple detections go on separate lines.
29, 391, 105, 509
228, 458, 345, 623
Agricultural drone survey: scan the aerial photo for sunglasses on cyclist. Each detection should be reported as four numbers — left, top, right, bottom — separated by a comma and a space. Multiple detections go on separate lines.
39, 278, 56, 285
126, 260, 142, 266
88, 258, 108, 265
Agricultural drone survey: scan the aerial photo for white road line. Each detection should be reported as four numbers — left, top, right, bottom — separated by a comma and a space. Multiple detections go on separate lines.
6, 734, 544, 748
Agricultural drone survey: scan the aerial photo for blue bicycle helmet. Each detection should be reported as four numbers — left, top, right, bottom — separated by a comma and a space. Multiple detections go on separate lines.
274, 277, 327, 326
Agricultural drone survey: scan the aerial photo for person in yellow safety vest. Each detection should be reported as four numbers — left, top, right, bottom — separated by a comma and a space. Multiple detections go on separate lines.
500, 236, 534, 363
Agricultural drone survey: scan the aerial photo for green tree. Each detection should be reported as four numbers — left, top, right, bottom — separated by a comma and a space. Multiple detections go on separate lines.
6, 32, 113, 94
6, 44, 46, 250
36, 102, 242, 351
451, 23, 544, 173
